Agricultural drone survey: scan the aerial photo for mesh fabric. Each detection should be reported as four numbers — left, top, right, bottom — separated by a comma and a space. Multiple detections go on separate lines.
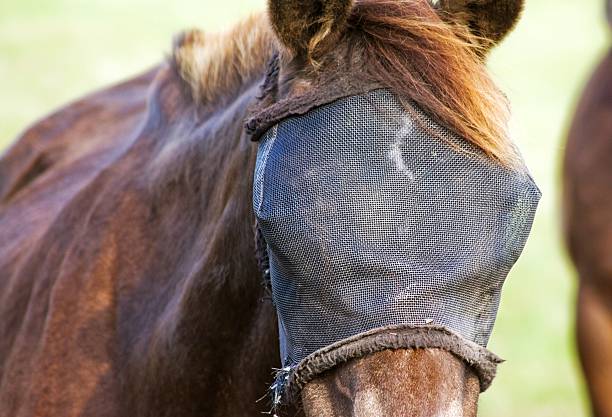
252, 89, 540, 398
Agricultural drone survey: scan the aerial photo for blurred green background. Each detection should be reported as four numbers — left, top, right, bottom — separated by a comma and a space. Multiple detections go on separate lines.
0, 0, 608, 415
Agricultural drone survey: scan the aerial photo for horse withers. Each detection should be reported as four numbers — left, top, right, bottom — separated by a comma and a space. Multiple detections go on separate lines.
564, 2, 612, 416
0, 1, 538, 416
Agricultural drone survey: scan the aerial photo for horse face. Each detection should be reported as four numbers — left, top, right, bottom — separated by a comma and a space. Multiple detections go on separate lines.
253, 88, 540, 407
255, 0, 536, 413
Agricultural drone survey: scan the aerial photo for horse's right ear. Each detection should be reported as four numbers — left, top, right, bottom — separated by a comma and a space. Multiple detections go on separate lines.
435, 0, 524, 54
268, 0, 354, 58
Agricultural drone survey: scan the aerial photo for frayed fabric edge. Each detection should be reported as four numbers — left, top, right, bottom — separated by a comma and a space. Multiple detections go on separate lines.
245, 53, 384, 143
273, 324, 503, 406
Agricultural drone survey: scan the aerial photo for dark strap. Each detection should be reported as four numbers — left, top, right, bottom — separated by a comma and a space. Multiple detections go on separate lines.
254, 222, 272, 292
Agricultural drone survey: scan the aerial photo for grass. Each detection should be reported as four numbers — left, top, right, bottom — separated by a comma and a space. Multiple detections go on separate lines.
0, 0, 608, 415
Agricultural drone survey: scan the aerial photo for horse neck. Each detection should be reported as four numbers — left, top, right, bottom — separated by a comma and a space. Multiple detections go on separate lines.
118, 67, 286, 415
301, 349, 480, 417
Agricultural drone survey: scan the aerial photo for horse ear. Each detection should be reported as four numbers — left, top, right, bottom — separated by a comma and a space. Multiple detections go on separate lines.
268, 0, 354, 58
436, 0, 524, 52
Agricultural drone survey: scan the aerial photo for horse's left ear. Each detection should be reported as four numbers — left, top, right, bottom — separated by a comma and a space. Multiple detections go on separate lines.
268, 0, 354, 58
436, 0, 524, 52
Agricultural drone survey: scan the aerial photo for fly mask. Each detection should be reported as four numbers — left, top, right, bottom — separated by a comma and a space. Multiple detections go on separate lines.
249, 87, 540, 404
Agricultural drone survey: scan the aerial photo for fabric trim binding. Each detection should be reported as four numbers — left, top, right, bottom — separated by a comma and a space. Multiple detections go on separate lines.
278, 324, 503, 403
245, 53, 384, 142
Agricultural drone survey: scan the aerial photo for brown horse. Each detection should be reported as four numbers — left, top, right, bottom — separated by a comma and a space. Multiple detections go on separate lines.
563, 3, 612, 416
0, 1, 526, 416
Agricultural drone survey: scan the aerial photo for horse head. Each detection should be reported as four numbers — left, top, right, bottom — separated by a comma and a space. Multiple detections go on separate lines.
247, 0, 539, 415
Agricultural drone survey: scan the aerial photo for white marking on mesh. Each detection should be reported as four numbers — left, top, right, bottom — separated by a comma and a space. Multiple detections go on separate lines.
389, 121, 415, 181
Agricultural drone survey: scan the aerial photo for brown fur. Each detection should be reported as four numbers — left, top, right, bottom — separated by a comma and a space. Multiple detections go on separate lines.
0, 1, 523, 416
301, 350, 480, 417
0, 60, 286, 417
437, 0, 524, 48
267, 0, 354, 59
563, 49, 612, 417
173, 16, 274, 104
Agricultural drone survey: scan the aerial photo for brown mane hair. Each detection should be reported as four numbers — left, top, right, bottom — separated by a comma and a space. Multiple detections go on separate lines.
343, 0, 516, 166
173, 0, 517, 166
173, 15, 274, 105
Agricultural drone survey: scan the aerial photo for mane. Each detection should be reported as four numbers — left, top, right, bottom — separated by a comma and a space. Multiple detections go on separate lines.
172, 14, 274, 105
172, 3, 517, 165
344, 0, 517, 165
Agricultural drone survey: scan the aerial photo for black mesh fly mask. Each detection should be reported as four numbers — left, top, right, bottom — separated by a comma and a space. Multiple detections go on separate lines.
249, 88, 540, 404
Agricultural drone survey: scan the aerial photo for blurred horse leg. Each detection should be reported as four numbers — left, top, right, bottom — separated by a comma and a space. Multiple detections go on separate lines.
563, 43, 612, 417
577, 282, 612, 417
